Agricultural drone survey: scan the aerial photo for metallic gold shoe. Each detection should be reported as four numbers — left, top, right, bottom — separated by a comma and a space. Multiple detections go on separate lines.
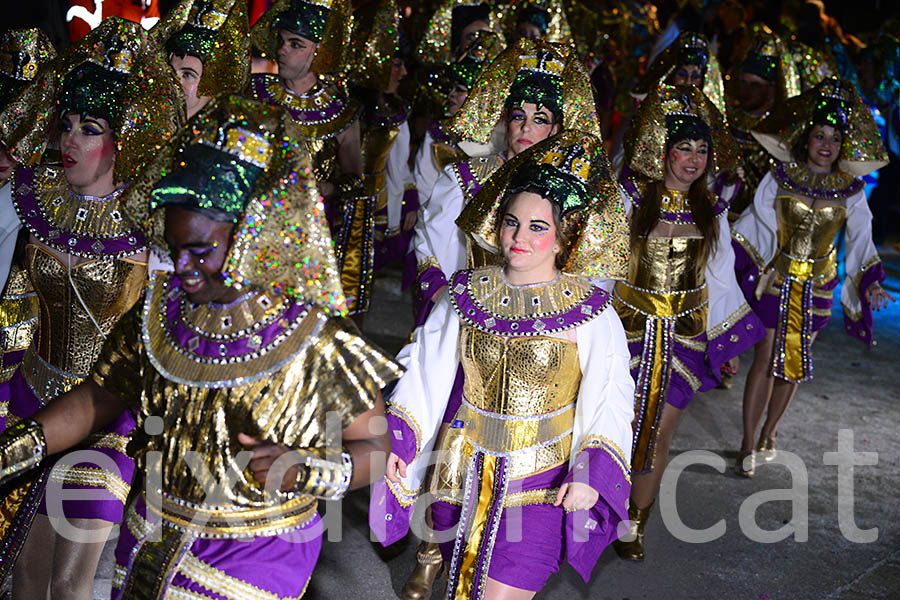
756, 433, 776, 462
734, 450, 756, 477
613, 501, 654, 561
402, 541, 444, 600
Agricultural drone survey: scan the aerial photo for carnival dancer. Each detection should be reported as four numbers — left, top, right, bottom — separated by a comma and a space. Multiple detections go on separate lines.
612, 83, 765, 560
0, 94, 401, 599
501, 0, 572, 44
731, 78, 893, 476
0, 18, 182, 598
152, 0, 251, 120
413, 38, 601, 327
417, 0, 498, 68
0, 29, 56, 401
372, 130, 632, 600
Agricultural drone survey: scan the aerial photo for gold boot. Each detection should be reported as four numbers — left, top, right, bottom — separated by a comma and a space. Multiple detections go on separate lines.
756, 433, 776, 462
734, 449, 756, 477
613, 501, 654, 561
402, 541, 443, 600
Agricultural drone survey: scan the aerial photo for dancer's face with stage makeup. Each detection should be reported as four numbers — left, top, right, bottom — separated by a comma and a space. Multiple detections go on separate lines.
665, 137, 709, 192
58, 112, 116, 196
500, 191, 560, 283
506, 102, 560, 157
806, 124, 841, 173
670, 64, 703, 87
170, 53, 211, 119
447, 83, 469, 116
276, 29, 317, 81
164, 206, 244, 305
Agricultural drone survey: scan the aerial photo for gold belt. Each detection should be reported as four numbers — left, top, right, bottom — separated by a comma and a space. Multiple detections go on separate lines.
147, 493, 318, 539
21, 345, 86, 406
614, 281, 708, 318
775, 249, 836, 281
459, 399, 574, 457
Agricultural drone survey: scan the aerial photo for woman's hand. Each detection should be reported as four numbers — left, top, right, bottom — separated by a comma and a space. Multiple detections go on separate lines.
864, 283, 895, 311
553, 482, 599, 511
402, 211, 418, 232
237, 432, 298, 492
386, 452, 407, 483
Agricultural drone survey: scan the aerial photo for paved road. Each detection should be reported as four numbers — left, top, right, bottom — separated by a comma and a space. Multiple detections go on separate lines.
87, 265, 900, 599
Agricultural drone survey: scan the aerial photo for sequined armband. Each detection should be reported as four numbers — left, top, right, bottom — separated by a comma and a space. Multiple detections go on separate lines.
293, 446, 354, 501
0, 419, 46, 482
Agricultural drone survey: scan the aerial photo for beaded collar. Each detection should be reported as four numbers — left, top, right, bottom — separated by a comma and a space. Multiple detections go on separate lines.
450, 266, 609, 336
143, 272, 324, 388
366, 95, 410, 129
12, 165, 146, 259
621, 176, 728, 224
251, 73, 360, 140
429, 119, 456, 145
452, 154, 506, 202
772, 161, 863, 201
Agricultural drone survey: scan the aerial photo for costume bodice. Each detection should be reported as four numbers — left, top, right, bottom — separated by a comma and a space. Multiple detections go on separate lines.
775, 194, 846, 262
26, 244, 146, 375
629, 236, 706, 292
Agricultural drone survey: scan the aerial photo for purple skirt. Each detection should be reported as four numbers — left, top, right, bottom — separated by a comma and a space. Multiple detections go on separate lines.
111, 495, 323, 599
750, 274, 836, 334
626, 329, 716, 410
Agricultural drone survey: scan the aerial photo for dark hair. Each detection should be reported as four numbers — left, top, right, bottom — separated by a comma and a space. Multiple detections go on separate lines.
791, 124, 843, 170
496, 187, 570, 269
451, 4, 491, 52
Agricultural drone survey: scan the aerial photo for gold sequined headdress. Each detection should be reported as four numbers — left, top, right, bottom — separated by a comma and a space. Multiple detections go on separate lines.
347, 0, 400, 91
634, 31, 726, 116
495, 0, 572, 45
0, 17, 183, 182
0, 29, 56, 111
251, 0, 352, 76
751, 77, 888, 177
731, 27, 800, 102
625, 83, 739, 181
457, 130, 628, 278
151, 0, 250, 97
417, 0, 501, 65
125, 94, 348, 314
450, 38, 602, 143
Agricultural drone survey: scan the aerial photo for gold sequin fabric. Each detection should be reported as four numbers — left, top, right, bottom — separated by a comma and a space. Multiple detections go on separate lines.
149, 0, 250, 97
0, 28, 56, 108
347, 0, 399, 91
0, 17, 183, 181
494, 0, 573, 45
625, 83, 739, 181
452, 153, 505, 203
752, 78, 888, 177
727, 27, 800, 103
450, 38, 602, 144
91, 273, 402, 513
125, 95, 349, 314
457, 131, 629, 279
416, 0, 504, 66
773, 195, 845, 275
0, 265, 39, 382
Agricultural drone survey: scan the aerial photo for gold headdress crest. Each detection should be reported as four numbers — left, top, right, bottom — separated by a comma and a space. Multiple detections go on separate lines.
751, 77, 888, 177
494, 0, 572, 45
450, 38, 601, 144
125, 94, 348, 314
0, 18, 183, 182
417, 0, 502, 65
457, 130, 628, 278
0, 29, 56, 111
347, 0, 400, 91
625, 83, 739, 181
634, 31, 726, 116
151, 0, 250, 97
730, 27, 801, 102
251, 0, 352, 76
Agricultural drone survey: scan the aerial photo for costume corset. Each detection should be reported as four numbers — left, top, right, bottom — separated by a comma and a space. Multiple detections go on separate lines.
457, 326, 580, 479
23, 245, 145, 400
774, 194, 845, 281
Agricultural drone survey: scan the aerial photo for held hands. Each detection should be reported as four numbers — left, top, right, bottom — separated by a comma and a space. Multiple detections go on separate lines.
237, 433, 298, 493
864, 283, 895, 312
553, 482, 599, 512
386, 452, 407, 483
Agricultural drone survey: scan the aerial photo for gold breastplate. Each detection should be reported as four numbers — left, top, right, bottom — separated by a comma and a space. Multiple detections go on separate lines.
26, 245, 146, 375
456, 326, 580, 478
629, 236, 706, 292
776, 195, 846, 262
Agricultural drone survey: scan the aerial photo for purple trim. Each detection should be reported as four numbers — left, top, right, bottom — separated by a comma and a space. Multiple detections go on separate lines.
401, 187, 420, 216
622, 175, 729, 223
13, 167, 146, 259
563, 447, 630, 582
413, 266, 447, 327
386, 412, 418, 466
844, 261, 886, 347
164, 276, 308, 360
772, 161, 864, 200
731, 239, 761, 303
401, 244, 417, 291
450, 270, 610, 336
251, 74, 349, 125
371, 104, 410, 128
369, 478, 415, 545
455, 160, 482, 198
428, 120, 455, 145
707, 309, 765, 375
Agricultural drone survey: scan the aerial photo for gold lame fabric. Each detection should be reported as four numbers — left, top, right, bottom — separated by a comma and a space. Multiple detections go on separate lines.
91, 274, 402, 517
450, 38, 601, 144
0, 18, 183, 182
124, 95, 349, 314
149, 0, 250, 97
633, 31, 726, 116
457, 130, 629, 279
625, 83, 739, 182
751, 78, 888, 178
0, 265, 39, 383
773, 195, 845, 277
347, 0, 399, 91
251, 0, 352, 76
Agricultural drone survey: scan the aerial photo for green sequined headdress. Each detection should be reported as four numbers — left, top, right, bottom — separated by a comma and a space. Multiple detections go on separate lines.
151, 0, 250, 97
0, 18, 183, 181
0, 29, 56, 113
457, 130, 629, 278
731, 27, 801, 103
126, 95, 347, 313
